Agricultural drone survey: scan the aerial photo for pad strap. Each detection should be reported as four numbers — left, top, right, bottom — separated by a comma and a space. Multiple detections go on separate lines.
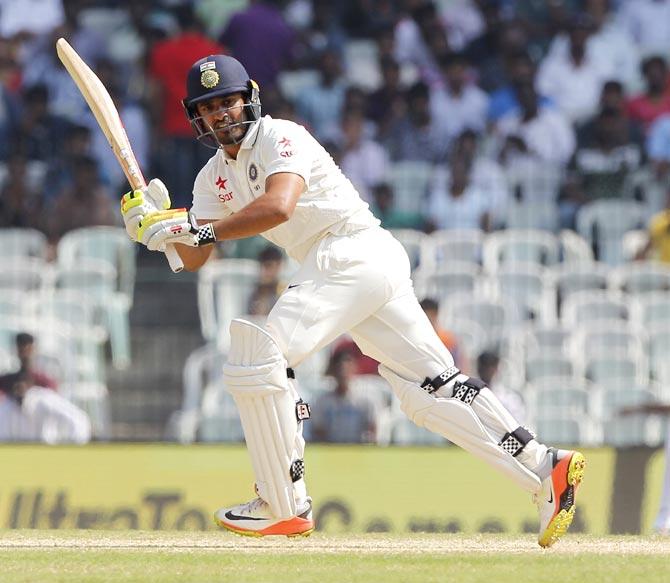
421, 365, 461, 394
452, 377, 486, 405
290, 459, 305, 482
499, 426, 535, 457
295, 399, 311, 421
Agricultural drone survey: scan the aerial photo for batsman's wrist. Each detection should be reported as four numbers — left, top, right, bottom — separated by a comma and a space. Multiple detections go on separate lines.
195, 223, 217, 246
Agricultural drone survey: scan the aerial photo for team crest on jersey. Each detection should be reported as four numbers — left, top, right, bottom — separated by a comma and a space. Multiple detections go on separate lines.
248, 163, 258, 181
201, 70, 219, 89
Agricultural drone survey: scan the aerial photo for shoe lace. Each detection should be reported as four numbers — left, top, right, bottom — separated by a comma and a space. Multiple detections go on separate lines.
242, 497, 267, 515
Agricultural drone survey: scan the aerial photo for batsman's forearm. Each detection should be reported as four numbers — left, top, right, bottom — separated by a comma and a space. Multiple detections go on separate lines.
212, 195, 291, 240
175, 243, 213, 272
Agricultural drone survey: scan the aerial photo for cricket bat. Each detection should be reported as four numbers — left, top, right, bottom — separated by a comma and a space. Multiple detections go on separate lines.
55, 37, 184, 273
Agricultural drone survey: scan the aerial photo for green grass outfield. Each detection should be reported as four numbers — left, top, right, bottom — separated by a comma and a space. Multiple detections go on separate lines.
2, 531, 670, 583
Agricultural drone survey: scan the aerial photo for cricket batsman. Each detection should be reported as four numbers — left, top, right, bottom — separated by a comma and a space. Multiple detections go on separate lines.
121, 55, 585, 547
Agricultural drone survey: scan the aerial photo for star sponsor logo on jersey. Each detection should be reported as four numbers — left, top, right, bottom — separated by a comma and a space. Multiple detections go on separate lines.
248, 163, 258, 182
216, 176, 234, 202
278, 136, 294, 157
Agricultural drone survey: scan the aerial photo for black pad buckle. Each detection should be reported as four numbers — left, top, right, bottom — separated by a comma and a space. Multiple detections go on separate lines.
421, 365, 461, 394
296, 399, 311, 421
452, 377, 485, 405
290, 459, 305, 482
287, 367, 295, 379
499, 426, 535, 457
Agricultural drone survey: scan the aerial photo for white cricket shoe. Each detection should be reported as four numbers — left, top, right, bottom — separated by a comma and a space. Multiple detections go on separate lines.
214, 496, 314, 538
536, 449, 586, 548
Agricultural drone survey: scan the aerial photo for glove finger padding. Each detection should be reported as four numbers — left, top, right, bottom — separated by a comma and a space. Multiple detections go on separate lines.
120, 179, 171, 242
138, 209, 197, 252
145, 178, 171, 210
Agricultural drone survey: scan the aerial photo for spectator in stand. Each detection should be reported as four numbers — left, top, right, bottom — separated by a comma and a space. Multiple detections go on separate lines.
311, 346, 377, 443
46, 155, 116, 245
477, 351, 526, 424
394, 1, 451, 85
626, 56, 670, 133
618, 0, 670, 59
487, 50, 554, 124
465, 13, 530, 94
543, 0, 639, 92
419, 298, 464, 371
430, 51, 488, 142
148, 3, 224, 207
219, 0, 295, 90
647, 113, 670, 181
536, 13, 609, 124
43, 123, 92, 204
13, 84, 70, 162
514, 0, 578, 56
0, 153, 45, 231
570, 107, 644, 201
247, 245, 286, 317
0, 333, 57, 396
0, 0, 64, 40
449, 129, 509, 229
496, 81, 576, 168
339, 111, 390, 203
370, 183, 424, 230
294, 49, 347, 142
366, 56, 406, 135
291, 0, 347, 68
0, 372, 91, 444
383, 81, 450, 162
577, 80, 644, 148
424, 152, 491, 232
0, 55, 20, 161
582, 0, 639, 90
635, 188, 670, 263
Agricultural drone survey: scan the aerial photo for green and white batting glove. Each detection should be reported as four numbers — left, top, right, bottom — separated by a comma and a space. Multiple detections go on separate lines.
120, 178, 171, 242
137, 209, 217, 252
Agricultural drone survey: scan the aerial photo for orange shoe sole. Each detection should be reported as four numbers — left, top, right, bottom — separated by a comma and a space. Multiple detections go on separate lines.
539, 451, 586, 548
214, 514, 315, 538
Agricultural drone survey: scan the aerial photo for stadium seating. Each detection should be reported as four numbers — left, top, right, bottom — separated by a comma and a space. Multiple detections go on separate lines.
420, 229, 484, 270
197, 258, 260, 350
0, 228, 48, 259
389, 228, 427, 271
482, 229, 560, 273
576, 199, 646, 265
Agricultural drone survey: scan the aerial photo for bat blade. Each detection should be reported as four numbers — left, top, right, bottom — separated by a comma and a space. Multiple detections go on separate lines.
56, 37, 183, 273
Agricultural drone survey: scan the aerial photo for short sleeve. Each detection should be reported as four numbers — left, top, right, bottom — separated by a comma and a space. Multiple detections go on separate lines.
260, 123, 312, 185
190, 159, 233, 220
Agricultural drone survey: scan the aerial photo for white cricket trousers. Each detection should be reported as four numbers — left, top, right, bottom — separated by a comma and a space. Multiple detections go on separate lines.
265, 226, 454, 382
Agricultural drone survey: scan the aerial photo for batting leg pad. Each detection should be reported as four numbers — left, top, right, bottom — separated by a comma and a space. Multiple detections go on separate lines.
380, 365, 541, 493
223, 319, 307, 519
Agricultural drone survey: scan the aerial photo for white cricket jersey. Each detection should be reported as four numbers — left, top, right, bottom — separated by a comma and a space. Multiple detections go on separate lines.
191, 115, 379, 262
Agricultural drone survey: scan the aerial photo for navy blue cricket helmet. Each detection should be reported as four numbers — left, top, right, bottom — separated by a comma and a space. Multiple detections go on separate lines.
182, 55, 261, 148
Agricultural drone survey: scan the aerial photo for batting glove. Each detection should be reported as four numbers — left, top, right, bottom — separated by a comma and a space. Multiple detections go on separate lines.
137, 209, 217, 252
120, 178, 171, 241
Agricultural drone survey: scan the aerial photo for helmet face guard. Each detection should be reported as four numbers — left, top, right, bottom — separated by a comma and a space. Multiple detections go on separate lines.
185, 96, 259, 149
182, 55, 261, 149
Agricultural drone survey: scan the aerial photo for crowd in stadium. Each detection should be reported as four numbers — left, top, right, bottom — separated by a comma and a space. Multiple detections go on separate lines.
2, 0, 670, 445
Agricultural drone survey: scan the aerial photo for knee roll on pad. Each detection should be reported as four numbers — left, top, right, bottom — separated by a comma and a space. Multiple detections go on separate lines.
379, 365, 541, 492
223, 318, 306, 518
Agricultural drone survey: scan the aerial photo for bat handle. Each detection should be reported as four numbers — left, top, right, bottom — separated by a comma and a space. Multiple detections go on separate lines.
165, 244, 184, 273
